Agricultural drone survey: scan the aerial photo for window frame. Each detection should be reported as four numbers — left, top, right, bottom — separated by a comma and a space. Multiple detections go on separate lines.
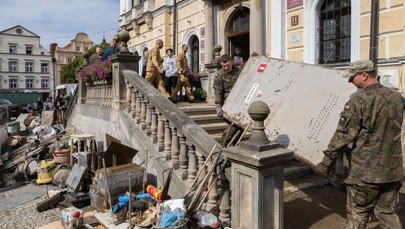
41, 79, 49, 89
41, 63, 49, 73
26, 46, 33, 55
9, 79, 17, 88
318, 0, 351, 64
25, 79, 34, 89
9, 45, 17, 54
9, 61, 17, 72
25, 62, 34, 72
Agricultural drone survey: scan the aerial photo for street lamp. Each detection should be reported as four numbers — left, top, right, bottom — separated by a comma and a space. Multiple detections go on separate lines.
52, 57, 57, 98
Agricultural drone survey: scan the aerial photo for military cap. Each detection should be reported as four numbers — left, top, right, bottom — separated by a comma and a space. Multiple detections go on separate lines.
343, 59, 375, 78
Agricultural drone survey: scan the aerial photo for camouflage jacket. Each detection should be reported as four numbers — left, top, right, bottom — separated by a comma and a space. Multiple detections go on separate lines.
213, 66, 240, 106
324, 83, 404, 184
176, 51, 188, 76
146, 47, 162, 71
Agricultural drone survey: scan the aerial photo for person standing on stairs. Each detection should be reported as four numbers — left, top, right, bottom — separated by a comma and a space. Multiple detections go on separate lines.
145, 39, 170, 97
213, 54, 241, 146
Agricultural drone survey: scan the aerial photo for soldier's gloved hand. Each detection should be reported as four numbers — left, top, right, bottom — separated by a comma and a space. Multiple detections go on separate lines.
316, 162, 332, 178
216, 105, 223, 117
316, 155, 335, 178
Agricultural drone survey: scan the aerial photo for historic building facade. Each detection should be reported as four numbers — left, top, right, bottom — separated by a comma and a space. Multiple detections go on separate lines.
119, 0, 405, 93
50, 32, 93, 86
0, 25, 53, 94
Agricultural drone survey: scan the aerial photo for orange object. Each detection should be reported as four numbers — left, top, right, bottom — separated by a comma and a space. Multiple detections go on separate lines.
146, 185, 162, 200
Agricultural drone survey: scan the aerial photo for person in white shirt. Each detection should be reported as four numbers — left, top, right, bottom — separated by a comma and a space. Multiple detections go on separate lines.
162, 48, 178, 95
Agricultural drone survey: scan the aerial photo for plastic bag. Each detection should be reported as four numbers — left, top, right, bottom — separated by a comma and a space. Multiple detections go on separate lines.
194, 211, 220, 228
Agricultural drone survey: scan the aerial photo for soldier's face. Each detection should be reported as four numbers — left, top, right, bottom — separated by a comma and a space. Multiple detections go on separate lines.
350, 72, 364, 88
221, 60, 233, 73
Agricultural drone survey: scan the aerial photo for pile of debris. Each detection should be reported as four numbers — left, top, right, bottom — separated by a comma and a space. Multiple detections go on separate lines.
1, 113, 226, 229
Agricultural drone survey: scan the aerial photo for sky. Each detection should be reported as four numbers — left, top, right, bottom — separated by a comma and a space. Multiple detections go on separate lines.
0, 0, 121, 52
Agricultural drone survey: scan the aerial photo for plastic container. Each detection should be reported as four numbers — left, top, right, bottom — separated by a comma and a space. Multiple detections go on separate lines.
147, 185, 163, 200
6, 122, 20, 135
61, 207, 83, 229
194, 211, 220, 228
53, 148, 71, 164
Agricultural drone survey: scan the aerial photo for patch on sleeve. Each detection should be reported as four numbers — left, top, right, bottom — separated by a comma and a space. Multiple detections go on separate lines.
344, 103, 350, 111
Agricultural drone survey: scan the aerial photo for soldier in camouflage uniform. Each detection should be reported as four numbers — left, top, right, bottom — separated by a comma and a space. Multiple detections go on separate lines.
214, 54, 241, 146
317, 59, 403, 229
145, 39, 170, 97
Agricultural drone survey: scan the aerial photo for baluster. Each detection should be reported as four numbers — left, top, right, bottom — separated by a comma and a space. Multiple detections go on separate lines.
164, 119, 172, 160
197, 153, 206, 183
205, 170, 219, 213
179, 134, 188, 180
171, 127, 180, 169
145, 101, 152, 135
151, 107, 157, 143
219, 175, 231, 227
135, 92, 142, 124
140, 97, 147, 130
187, 145, 197, 182
130, 88, 136, 118
126, 81, 132, 112
157, 113, 165, 152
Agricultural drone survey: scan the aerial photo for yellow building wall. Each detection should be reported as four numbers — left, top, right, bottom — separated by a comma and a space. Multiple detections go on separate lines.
286, 5, 304, 62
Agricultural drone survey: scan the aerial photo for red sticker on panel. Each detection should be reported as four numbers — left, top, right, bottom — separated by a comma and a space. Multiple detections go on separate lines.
257, 64, 267, 73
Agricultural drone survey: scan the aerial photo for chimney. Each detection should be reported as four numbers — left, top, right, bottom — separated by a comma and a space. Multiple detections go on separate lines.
50, 43, 57, 57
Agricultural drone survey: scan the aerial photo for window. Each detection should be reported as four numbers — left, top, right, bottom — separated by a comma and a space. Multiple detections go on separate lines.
9, 45, 17, 54
85, 47, 88, 51
41, 63, 49, 73
67, 57, 72, 63
9, 79, 17, 88
26, 46, 33, 54
26, 62, 34, 72
41, 79, 49, 88
9, 61, 17, 72
189, 35, 200, 73
318, 0, 351, 64
76, 47, 80, 51
26, 79, 34, 88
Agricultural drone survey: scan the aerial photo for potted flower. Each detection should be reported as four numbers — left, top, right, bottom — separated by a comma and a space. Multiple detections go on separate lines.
78, 59, 112, 84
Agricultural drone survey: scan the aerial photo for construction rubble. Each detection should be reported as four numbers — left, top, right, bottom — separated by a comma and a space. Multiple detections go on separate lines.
0, 112, 223, 229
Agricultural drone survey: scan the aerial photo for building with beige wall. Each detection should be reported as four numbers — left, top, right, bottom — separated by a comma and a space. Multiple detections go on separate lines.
120, 0, 405, 94
51, 32, 93, 87
0, 25, 53, 96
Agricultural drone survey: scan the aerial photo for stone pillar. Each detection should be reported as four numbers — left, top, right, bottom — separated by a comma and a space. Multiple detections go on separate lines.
250, 0, 264, 55
204, 0, 214, 63
224, 101, 293, 229
110, 32, 140, 111
204, 45, 222, 104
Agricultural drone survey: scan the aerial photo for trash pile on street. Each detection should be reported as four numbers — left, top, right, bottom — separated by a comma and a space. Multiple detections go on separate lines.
0, 112, 224, 229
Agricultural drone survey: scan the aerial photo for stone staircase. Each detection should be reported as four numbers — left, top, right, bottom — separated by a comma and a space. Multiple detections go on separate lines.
177, 102, 318, 183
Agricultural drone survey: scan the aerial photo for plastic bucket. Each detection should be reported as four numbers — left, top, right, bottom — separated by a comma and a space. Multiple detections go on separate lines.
53, 148, 71, 164
6, 122, 20, 135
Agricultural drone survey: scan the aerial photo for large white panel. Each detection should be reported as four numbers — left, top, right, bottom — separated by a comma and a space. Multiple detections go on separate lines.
223, 56, 356, 166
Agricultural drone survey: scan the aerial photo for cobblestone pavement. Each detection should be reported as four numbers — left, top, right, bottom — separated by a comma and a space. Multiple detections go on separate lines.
0, 175, 61, 229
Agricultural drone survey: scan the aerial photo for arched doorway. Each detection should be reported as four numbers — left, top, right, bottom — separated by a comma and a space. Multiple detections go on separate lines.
188, 35, 199, 73
226, 7, 250, 63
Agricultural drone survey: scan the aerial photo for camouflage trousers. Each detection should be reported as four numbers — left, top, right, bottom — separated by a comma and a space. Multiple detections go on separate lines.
345, 181, 402, 229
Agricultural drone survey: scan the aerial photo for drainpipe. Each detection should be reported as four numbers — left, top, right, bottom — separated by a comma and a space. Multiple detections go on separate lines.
173, 0, 178, 53
369, 0, 379, 69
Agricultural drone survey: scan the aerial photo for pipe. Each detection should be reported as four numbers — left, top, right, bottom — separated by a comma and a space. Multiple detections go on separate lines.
369, 0, 379, 69
173, 0, 178, 53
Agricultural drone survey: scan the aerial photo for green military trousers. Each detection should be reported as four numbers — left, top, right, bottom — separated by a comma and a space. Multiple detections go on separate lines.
345, 181, 402, 229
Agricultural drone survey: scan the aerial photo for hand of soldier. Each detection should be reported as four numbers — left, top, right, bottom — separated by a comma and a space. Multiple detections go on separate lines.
316, 162, 332, 178
216, 106, 223, 117
159, 68, 163, 74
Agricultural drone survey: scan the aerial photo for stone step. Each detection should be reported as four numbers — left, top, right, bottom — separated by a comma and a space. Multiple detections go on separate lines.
284, 159, 313, 179
189, 113, 225, 125
199, 122, 229, 134
178, 104, 217, 116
